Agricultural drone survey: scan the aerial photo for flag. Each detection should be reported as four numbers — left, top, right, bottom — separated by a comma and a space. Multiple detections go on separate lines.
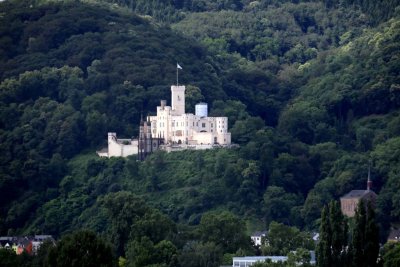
177, 63, 182, 69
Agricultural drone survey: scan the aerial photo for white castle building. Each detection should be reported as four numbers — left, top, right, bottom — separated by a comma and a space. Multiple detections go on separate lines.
97, 85, 231, 158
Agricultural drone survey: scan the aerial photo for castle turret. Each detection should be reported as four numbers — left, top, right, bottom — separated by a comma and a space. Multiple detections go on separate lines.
171, 85, 185, 115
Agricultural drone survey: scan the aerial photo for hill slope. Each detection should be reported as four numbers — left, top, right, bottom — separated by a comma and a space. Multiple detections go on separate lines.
0, 0, 399, 257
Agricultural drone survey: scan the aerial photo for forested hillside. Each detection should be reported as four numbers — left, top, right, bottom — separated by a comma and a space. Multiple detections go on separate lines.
0, 0, 399, 266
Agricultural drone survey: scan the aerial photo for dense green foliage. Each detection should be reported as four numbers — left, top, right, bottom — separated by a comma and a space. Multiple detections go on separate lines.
260, 221, 313, 256
382, 242, 400, 267
316, 200, 380, 267
0, 0, 400, 266
316, 201, 348, 267
45, 230, 116, 267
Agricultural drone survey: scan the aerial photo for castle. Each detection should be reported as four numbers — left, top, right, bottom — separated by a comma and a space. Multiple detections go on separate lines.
97, 85, 231, 159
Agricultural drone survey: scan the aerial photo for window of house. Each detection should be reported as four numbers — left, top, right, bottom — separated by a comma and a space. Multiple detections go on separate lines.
202, 123, 206, 128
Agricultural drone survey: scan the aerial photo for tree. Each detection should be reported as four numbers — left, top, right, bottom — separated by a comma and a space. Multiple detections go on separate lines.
263, 186, 300, 224
262, 222, 313, 256
101, 192, 148, 255
350, 200, 380, 267
101, 192, 175, 256
316, 206, 332, 267
351, 200, 367, 267
45, 230, 116, 267
185, 85, 205, 113
178, 241, 222, 267
383, 242, 400, 267
364, 202, 380, 267
287, 248, 312, 267
316, 201, 348, 267
199, 211, 251, 253
0, 249, 19, 267
329, 201, 348, 266
125, 236, 154, 267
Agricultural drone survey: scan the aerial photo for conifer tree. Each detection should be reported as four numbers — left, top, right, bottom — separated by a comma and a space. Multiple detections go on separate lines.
364, 202, 380, 267
348, 200, 380, 267
317, 205, 332, 267
329, 201, 348, 266
317, 201, 348, 267
352, 200, 367, 267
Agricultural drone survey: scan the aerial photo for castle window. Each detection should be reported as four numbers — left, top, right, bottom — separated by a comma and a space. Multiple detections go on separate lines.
202, 123, 206, 128
211, 123, 213, 128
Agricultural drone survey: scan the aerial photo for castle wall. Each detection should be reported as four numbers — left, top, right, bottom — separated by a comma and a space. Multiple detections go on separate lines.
192, 132, 214, 145
107, 133, 138, 157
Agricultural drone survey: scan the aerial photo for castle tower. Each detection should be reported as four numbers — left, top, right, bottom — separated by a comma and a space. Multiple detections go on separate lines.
171, 85, 185, 115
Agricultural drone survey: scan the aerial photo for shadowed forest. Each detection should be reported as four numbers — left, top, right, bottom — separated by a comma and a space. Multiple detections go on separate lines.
0, 0, 399, 266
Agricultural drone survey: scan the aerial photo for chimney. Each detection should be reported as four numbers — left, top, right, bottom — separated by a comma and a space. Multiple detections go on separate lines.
161, 100, 166, 109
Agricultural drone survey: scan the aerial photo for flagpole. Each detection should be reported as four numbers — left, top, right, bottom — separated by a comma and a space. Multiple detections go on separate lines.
176, 65, 178, 86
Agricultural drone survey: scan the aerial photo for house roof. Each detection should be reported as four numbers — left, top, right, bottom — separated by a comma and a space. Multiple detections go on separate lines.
251, 231, 267, 237
340, 190, 376, 199
388, 229, 400, 241
233, 256, 288, 262
0, 235, 54, 246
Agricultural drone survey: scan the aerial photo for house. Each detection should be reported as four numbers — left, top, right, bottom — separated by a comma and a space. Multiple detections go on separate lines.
340, 169, 377, 217
232, 252, 316, 267
232, 256, 288, 267
0, 235, 54, 255
251, 231, 267, 246
387, 229, 400, 243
